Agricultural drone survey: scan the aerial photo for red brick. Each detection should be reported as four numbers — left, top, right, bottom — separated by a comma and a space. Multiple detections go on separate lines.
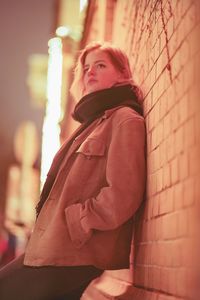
164, 69, 171, 91
174, 70, 185, 102
168, 267, 177, 295
152, 266, 161, 290
155, 147, 161, 170
156, 51, 164, 78
177, 209, 188, 237
137, 244, 145, 265
144, 96, 152, 115
186, 267, 199, 299
178, 94, 189, 125
155, 217, 163, 241
174, 182, 184, 210
160, 140, 167, 166
147, 198, 154, 220
166, 85, 176, 111
187, 206, 197, 237
152, 194, 160, 217
170, 157, 179, 184
151, 127, 158, 149
157, 74, 166, 100
179, 39, 190, 67
162, 213, 178, 240
149, 172, 157, 196
147, 133, 152, 152
178, 151, 189, 181
134, 265, 144, 286
159, 93, 167, 120
160, 267, 170, 293
147, 218, 155, 241
163, 113, 171, 139
195, 113, 200, 142
148, 266, 154, 289
162, 54, 168, 77
151, 63, 157, 83
159, 188, 173, 215
159, 242, 173, 267
171, 50, 182, 79
183, 58, 195, 92
148, 151, 155, 173
183, 3, 196, 35
151, 79, 159, 105
179, 238, 193, 267
157, 121, 164, 145
176, 268, 187, 297
168, 28, 179, 59
195, 176, 200, 205
174, 126, 184, 155
162, 162, 171, 188
183, 176, 195, 207
146, 243, 152, 265
171, 241, 182, 267
166, 16, 174, 40
154, 101, 160, 126
170, 103, 179, 132
187, 85, 197, 118
157, 168, 163, 192
189, 23, 200, 57
166, 134, 175, 161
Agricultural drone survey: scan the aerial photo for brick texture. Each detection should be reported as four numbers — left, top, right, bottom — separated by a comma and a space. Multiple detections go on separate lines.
112, 0, 200, 299
81, 0, 200, 299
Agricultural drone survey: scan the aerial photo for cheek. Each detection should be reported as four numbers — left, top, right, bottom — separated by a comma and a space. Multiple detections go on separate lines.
103, 71, 119, 85
83, 75, 87, 88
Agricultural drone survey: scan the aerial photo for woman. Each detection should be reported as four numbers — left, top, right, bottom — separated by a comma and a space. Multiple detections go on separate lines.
0, 41, 146, 300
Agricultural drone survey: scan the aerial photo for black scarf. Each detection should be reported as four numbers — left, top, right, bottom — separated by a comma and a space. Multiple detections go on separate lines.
36, 84, 143, 217
72, 84, 143, 123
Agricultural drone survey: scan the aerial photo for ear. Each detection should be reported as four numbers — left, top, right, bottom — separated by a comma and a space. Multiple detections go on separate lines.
116, 70, 127, 82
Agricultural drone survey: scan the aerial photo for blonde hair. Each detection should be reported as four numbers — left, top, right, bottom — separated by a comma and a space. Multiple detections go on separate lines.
70, 41, 142, 102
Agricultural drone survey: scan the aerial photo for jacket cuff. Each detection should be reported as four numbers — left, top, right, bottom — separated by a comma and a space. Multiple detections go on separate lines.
65, 203, 92, 249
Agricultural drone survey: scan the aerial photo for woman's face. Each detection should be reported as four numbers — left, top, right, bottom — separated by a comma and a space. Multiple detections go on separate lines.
83, 49, 123, 95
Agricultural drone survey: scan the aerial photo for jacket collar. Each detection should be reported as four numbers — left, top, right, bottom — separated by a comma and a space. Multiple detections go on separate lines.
100, 106, 124, 119
96, 106, 128, 125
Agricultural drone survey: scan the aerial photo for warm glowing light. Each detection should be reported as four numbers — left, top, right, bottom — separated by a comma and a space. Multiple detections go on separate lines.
80, 0, 88, 12
40, 37, 63, 188
56, 26, 70, 37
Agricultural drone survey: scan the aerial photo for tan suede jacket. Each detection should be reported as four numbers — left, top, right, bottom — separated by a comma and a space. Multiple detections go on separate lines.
24, 106, 146, 270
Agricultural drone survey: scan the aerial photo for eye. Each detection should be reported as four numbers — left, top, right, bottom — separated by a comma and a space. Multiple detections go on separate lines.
83, 67, 89, 74
96, 63, 106, 69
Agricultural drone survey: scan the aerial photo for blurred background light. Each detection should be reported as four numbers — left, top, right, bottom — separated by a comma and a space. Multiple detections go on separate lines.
40, 37, 63, 188
80, 0, 88, 12
56, 26, 70, 38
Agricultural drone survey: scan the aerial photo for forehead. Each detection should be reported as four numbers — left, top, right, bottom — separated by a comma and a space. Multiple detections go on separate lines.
84, 49, 111, 65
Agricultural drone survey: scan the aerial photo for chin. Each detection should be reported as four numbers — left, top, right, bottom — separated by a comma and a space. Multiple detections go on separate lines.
86, 87, 100, 94
85, 84, 112, 95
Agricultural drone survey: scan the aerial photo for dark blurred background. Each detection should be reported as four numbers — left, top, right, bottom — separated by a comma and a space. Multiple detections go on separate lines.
0, 0, 55, 211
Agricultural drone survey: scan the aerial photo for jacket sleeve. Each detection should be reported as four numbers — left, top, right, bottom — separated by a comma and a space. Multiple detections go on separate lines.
65, 116, 146, 248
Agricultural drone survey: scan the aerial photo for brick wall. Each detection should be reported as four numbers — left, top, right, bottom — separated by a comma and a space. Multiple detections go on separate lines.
81, 0, 200, 299
112, 0, 200, 299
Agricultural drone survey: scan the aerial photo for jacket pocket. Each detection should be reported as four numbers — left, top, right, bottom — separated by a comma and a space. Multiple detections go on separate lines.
76, 138, 106, 158
74, 138, 107, 193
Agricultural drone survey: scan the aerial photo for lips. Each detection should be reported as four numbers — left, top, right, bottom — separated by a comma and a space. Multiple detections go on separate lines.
87, 79, 97, 85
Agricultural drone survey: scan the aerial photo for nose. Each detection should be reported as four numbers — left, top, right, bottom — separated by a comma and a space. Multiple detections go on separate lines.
87, 65, 96, 76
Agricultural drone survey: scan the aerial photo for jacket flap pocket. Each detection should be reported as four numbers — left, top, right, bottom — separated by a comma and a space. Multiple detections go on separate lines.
76, 138, 105, 156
